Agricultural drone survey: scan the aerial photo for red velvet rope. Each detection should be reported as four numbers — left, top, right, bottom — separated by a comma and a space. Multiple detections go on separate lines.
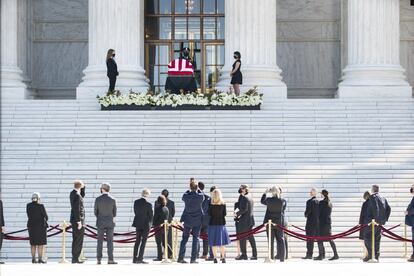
379, 225, 414, 243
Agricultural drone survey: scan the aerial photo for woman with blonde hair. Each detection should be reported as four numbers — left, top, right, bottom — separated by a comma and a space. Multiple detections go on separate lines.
208, 189, 231, 263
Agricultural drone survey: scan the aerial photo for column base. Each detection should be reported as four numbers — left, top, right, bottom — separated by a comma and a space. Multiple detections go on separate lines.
0, 87, 31, 102
76, 86, 150, 101
337, 86, 413, 99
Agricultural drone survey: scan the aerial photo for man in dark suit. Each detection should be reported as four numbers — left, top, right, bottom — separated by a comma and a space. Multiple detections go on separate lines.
364, 185, 391, 262
94, 183, 117, 265
235, 184, 257, 260
70, 180, 86, 264
161, 189, 175, 258
261, 186, 286, 262
406, 185, 414, 262
0, 199, 5, 264
303, 188, 321, 259
198, 182, 212, 260
177, 179, 205, 264
132, 189, 153, 264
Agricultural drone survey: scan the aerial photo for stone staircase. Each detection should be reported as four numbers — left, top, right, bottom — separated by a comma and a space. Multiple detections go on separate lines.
1, 95, 413, 260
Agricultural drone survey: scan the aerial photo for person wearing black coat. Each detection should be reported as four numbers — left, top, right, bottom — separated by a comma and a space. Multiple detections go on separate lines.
132, 189, 153, 264
70, 180, 85, 264
153, 195, 170, 261
363, 185, 391, 262
198, 182, 213, 260
235, 184, 257, 260
161, 189, 175, 258
359, 191, 371, 241
27, 193, 48, 264
261, 186, 286, 262
405, 185, 414, 262
303, 188, 321, 259
0, 199, 4, 264
106, 49, 119, 93
315, 190, 339, 261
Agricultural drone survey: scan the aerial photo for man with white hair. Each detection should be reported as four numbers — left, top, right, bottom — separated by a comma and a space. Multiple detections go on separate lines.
94, 183, 117, 265
303, 187, 321, 260
132, 188, 153, 264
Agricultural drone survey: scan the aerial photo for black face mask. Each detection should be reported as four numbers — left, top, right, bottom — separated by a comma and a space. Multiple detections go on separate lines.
234, 56, 238, 59
238, 188, 242, 194
112, 53, 116, 58
410, 188, 413, 194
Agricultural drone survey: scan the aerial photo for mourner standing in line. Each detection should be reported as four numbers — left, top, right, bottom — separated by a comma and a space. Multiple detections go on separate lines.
94, 183, 117, 265
303, 188, 321, 259
106, 49, 119, 94
70, 180, 86, 264
178, 179, 205, 264
261, 186, 286, 262
198, 182, 212, 260
235, 184, 257, 260
363, 185, 391, 262
276, 187, 288, 260
153, 195, 168, 262
161, 189, 175, 258
405, 184, 414, 262
132, 188, 153, 264
359, 191, 371, 258
27, 192, 48, 264
314, 190, 339, 261
0, 198, 5, 264
230, 51, 242, 96
208, 189, 231, 263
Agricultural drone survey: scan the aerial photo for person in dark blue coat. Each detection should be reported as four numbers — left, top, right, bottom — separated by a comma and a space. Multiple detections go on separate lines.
153, 195, 169, 261
303, 188, 321, 259
363, 185, 391, 262
198, 182, 213, 260
359, 190, 371, 260
160, 189, 175, 258
106, 49, 118, 94
178, 179, 205, 264
405, 185, 414, 262
132, 189, 153, 264
27, 193, 48, 264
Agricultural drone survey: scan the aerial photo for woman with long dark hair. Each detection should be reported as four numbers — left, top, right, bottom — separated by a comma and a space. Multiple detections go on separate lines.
315, 189, 339, 261
106, 49, 119, 94
230, 51, 242, 96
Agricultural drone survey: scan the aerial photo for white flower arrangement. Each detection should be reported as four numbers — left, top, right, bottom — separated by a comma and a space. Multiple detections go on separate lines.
97, 87, 263, 108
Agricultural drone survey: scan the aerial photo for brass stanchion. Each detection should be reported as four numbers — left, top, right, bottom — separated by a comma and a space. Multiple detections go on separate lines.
367, 219, 378, 263
161, 220, 171, 264
404, 223, 408, 259
59, 221, 69, 264
264, 220, 273, 263
80, 247, 87, 262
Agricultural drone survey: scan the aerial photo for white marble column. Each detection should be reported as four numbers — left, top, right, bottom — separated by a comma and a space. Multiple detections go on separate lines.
338, 0, 412, 98
216, 0, 287, 99
1, 0, 27, 100
77, 0, 148, 100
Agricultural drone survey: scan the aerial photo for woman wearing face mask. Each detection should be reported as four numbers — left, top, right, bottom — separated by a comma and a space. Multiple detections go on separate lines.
405, 185, 414, 262
106, 49, 119, 95
26, 192, 49, 264
230, 51, 242, 96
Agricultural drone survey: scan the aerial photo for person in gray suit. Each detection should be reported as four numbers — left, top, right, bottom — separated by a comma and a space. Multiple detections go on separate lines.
94, 183, 117, 265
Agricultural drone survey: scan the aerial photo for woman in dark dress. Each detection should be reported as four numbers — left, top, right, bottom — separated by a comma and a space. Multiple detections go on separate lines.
208, 189, 230, 263
106, 48, 119, 94
230, 51, 242, 96
26, 192, 48, 263
315, 190, 339, 261
359, 191, 371, 258
153, 195, 169, 261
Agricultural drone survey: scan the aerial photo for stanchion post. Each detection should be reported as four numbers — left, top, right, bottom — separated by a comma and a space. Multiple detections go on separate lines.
173, 220, 179, 262
80, 247, 87, 262
59, 221, 69, 264
404, 223, 408, 259
264, 220, 273, 263
367, 219, 378, 263
161, 220, 171, 264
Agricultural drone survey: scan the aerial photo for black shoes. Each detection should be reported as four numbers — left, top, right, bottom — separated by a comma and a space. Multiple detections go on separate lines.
32, 258, 37, 264
177, 259, 187, 264
313, 255, 325, 261
190, 260, 198, 264
72, 259, 84, 264
407, 258, 414, 262
329, 255, 339, 261
97, 259, 101, 265
250, 256, 258, 260
153, 258, 162, 262
302, 255, 312, 260
235, 255, 248, 260
221, 258, 226, 263
108, 260, 118, 265
38, 259, 47, 264
136, 260, 148, 264
214, 258, 218, 263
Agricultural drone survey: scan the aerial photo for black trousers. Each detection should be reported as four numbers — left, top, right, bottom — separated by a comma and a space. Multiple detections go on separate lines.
108, 76, 116, 91
364, 225, 381, 259
276, 234, 289, 259
266, 227, 285, 261
0, 232, 3, 253
199, 225, 209, 257
306, 227, 321, 257
412, 227, 414, 258
97, 227, 114, 261
133, 228, 149, 261
239, 226, 257, 258
71, 226, 85, 261
317, 240, 338, 257
167, 227, 173, 257
155, 229, 166, 260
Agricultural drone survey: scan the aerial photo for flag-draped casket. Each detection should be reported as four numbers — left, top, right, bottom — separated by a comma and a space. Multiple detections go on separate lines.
165, 58, 198, 94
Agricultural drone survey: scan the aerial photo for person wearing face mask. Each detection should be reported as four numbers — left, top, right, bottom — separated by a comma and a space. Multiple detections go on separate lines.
303, 188, 321, 259
230, 51, 242, 96
234, 184, 257, 260
26, 192, 48, 264
106, 49, 119, 95
405, 185, 414, 262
